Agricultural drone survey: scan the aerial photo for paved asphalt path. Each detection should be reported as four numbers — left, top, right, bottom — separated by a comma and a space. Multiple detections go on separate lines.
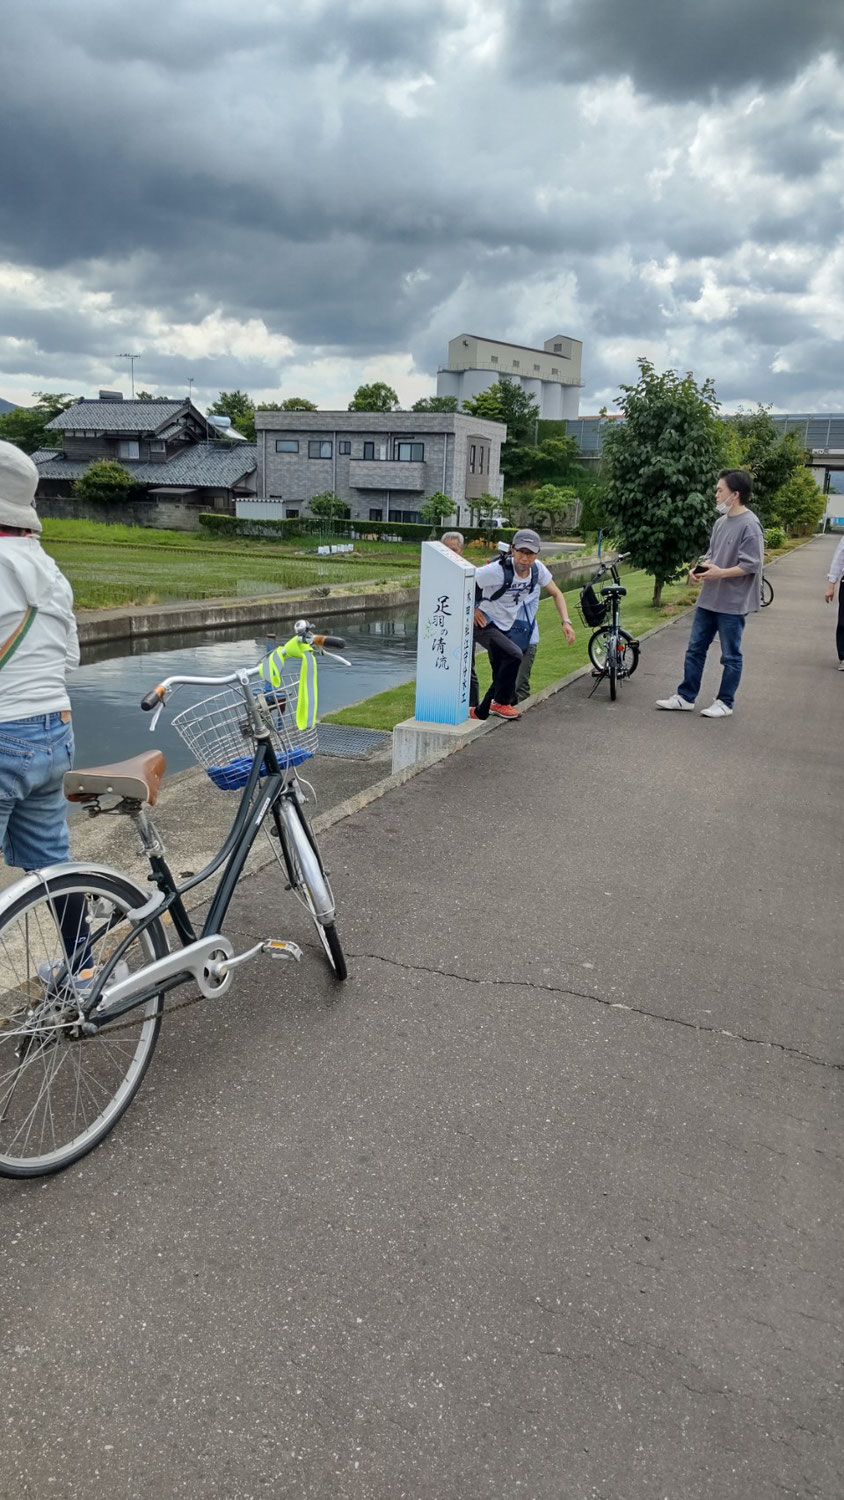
2, 538, 841, 1500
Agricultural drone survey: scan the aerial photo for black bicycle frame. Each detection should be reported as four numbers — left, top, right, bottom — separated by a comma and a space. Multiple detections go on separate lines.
81, 733, 295, 1024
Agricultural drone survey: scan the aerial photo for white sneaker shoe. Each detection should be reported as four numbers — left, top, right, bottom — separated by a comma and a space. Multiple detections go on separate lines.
700, 700, 733, 718
838, 661, 844, 671
656, 694, 694, 711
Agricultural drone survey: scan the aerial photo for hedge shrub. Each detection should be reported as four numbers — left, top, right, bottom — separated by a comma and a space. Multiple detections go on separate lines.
199, 514, 520, 545
763, 525, 787, 550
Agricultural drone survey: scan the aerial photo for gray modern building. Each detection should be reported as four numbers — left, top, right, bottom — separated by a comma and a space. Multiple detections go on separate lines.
249, 410, 507, 524
437, 332, 583, 420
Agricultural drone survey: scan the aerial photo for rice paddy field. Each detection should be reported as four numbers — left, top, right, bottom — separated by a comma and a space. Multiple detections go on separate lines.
40, 519, 421, 608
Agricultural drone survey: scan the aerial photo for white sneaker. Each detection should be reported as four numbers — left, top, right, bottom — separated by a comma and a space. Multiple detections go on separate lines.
656, 694, 694, 711
700, 700, 733, 718
838, 661, 844, 671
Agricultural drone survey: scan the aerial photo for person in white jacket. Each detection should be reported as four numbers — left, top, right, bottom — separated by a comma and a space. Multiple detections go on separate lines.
0, 439, 79, 873
823, 532, 844, 668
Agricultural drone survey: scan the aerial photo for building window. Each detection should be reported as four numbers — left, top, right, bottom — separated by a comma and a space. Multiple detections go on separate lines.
469, 443, 476, 474
150, 440, 165, 452
551, 367, 559, 375
394, 442, 424, 462
118, 440, 140, 460
389, 509, 421, 523
285, 508, 299, 518
369, 507, 383, 521
533, 363, 541, 372
490, 354, 498, 364
275, 439, 299, 453
478, 446, 484, 475
554, 343, 562, 352
363, 441, 375, 460
308, 440, 332, 458
338, 440, 351, 455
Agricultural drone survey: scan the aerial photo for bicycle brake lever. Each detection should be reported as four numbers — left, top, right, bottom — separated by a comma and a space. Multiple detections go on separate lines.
149, 701, 164, 733
321, 648, 352, 666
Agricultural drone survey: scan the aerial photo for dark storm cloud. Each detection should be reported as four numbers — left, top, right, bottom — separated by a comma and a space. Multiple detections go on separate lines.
508, 0, 844, 100
0, 0, 842, 415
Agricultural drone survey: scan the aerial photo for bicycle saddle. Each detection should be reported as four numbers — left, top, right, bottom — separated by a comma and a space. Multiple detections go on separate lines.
64, 750, 167, 806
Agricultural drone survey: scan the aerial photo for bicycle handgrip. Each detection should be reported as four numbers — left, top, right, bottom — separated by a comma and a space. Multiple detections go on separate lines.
314, 634, 346, 649
141, 686, 165, 712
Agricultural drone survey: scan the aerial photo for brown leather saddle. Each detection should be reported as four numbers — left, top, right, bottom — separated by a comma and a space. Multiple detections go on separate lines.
64, 750, 167, 807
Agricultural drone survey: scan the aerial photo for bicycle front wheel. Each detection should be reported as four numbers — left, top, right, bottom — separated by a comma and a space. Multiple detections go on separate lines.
0, 871, 167, 1178
761, 576, 773, 607
274, 798, 347, 980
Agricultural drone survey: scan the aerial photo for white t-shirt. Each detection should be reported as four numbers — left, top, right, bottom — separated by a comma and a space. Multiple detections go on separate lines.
0, 538, 79, 721
475, 558, 552, 642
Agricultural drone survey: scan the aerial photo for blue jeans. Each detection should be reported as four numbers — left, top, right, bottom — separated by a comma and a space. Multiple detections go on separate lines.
678, 608, 746, 709
0, 713, 74, 871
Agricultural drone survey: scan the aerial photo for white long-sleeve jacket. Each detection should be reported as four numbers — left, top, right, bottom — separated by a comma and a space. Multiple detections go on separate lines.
827, 536, 844, 585
0, 537, 79, 722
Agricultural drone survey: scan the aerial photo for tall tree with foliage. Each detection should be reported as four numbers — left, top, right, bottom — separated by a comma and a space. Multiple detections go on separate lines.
0, 391, 76, 453
266, 396, 318, 411
308, 491, 349, 524
419, 492, 455, 527
73, 460, 136, 506
348, 382, 400, 412
411, 395, 458, 413
207, 390, 256, 440
719, 405, 806, 526
602, 360, 722, 607
772, 468, 825, 534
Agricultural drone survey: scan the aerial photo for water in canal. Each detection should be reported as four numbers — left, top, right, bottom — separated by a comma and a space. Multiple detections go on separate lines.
70, 605, 418, 775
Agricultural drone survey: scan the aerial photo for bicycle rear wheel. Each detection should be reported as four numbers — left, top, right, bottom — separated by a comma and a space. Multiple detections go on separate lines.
0, 871, 167, 1177
588, 628, 639, 681
761, 575, 773, 607
274, 798, 347, 980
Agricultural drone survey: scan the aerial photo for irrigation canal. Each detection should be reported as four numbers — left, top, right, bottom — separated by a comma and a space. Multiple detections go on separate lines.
70, 604, 418, 776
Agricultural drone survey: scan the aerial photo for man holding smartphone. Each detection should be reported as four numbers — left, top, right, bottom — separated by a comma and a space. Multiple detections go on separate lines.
656, 470, 764, 718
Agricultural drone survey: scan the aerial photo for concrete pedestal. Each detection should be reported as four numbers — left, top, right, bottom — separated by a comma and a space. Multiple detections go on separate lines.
391, 716, 488, 774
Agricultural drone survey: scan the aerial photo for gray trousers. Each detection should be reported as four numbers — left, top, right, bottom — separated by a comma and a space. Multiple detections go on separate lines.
515, 643, 537, 703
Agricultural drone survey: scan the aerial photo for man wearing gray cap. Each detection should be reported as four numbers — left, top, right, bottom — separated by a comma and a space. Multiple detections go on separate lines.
0, 439, 79, 875
471, 528, 575, 720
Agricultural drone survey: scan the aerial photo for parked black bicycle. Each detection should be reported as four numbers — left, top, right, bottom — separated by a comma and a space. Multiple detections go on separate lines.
578, 552, 640, 701
0, 621, 349, 1178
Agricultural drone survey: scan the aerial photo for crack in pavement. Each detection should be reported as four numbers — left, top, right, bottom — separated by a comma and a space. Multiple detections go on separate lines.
346, 950, 844, 1071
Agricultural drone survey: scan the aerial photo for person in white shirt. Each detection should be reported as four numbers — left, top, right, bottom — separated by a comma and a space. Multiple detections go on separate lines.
0, 440, 79, 872
470, 529, 575, 721
823, 533, 844, 668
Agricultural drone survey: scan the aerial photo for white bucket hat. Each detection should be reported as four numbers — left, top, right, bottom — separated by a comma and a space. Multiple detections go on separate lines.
0, 440, 42, 533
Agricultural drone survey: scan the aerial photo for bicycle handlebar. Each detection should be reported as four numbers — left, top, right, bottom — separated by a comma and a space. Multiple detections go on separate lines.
139, 623, 348, 711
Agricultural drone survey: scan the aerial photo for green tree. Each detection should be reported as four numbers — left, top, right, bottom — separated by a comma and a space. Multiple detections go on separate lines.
461, 380, 540, 444
602, 359, 722, 607
0, 391, 76, 454
262, 396, 318, 411
136, 391, 156, 402
72, 460, 136, 506
419, 491, 455, 527
308, 491, 349, 524
525, 483, 577, 532
719, 405, 806, 526
772, 468, 825, 534
348, 382, 400, 412
207, 390, 256, 440
411, 395, 458, 413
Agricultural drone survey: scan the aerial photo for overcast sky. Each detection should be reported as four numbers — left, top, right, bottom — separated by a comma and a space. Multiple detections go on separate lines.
1, 0, 843, 417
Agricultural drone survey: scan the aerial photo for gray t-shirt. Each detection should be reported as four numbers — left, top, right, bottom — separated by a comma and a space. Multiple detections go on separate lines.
698, 510, 765, 615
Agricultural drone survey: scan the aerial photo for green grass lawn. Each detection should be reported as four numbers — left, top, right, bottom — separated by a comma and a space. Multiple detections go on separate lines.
323, 568, 699, 730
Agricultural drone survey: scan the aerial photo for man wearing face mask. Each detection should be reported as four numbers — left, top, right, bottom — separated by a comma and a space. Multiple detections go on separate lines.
656, 469, 764, 718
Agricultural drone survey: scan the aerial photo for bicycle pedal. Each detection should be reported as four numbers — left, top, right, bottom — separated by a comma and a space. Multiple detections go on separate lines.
262, 939, 303, 962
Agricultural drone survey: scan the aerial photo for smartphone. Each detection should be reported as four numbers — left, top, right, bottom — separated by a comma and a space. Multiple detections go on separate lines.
693, 562, 710, 576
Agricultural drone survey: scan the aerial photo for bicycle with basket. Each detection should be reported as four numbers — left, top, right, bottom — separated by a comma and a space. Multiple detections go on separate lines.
578, 551, 640, 701
0, 620, 349, 1179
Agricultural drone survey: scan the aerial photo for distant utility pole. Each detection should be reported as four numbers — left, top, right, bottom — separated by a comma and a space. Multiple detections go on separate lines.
188, 378, 195, 402
118, 353, 141, 399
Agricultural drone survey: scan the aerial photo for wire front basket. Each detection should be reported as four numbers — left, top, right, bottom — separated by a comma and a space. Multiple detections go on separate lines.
172, 676, 317, 791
